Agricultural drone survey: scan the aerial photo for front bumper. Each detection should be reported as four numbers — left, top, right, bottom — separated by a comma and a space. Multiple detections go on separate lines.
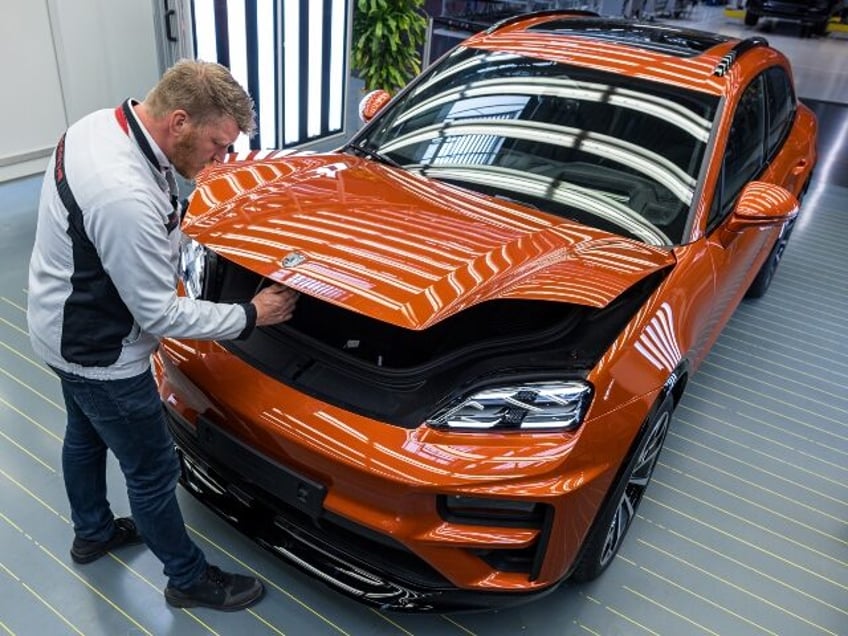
165, 407, 556, 612
754, 1, 835, 20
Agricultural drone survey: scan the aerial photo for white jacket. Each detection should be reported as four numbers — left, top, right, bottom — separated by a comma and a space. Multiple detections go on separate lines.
27, 100, 254, 380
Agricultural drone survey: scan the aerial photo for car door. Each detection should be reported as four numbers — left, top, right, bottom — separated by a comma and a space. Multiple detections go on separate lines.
695, 73, 778, 361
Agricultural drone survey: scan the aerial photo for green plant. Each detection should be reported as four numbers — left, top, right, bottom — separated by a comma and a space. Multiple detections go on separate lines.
351, 0, 428, 94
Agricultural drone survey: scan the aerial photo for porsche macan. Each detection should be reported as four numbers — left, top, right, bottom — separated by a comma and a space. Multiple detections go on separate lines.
154, 13, 817, 611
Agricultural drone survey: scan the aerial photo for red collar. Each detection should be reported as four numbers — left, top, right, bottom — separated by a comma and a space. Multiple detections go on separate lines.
114, 103, 130, 135
114, 100, 162, 171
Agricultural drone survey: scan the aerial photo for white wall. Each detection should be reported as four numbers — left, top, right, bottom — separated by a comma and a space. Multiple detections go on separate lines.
0, 1, 66, 182
0, 0, 160, 183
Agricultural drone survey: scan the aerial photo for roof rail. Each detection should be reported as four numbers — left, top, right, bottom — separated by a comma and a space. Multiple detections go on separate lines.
712, 37, 769, 76
486, 10, 600, 34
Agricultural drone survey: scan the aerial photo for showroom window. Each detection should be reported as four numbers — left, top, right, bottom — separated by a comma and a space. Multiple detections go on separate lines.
188, 0, 351, 151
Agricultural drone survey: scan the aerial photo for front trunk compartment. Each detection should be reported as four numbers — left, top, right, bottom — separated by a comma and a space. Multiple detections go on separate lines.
204, 254, 665, 427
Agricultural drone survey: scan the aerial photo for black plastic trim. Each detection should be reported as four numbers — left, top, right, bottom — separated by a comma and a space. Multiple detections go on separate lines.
437, 496, 548, 528
713, 37, 769, 76
530, 504, 556, 581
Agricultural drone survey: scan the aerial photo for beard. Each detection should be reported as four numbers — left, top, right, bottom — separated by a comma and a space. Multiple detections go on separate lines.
170, 127, 202, 179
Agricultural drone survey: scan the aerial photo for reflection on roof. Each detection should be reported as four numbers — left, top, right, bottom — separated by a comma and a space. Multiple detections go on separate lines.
526, 18, 731, 57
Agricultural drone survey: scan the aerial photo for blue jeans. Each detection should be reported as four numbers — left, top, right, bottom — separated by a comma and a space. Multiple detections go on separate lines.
56, 367, 207, 589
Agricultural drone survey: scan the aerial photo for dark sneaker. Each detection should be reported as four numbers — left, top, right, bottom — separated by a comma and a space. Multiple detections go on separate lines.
70, 517, 144, 564
164, 565, 265, 611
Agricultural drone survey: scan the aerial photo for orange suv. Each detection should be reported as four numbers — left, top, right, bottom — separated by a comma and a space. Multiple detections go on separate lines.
154, 13, 817, 611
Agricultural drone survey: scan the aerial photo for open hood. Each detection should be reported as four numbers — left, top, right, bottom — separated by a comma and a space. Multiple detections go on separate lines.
185, 153, 675, 330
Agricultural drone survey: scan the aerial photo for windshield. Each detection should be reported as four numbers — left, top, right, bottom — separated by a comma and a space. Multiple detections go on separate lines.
355, 46, 720, 246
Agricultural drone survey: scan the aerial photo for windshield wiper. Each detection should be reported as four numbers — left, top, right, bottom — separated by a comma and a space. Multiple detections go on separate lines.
343, 141, 404, 170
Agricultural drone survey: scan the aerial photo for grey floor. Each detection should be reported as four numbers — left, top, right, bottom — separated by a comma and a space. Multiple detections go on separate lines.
1, 6, 847, 635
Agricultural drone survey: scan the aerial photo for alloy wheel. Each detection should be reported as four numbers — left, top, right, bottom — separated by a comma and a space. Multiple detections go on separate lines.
598, 409, 671, 567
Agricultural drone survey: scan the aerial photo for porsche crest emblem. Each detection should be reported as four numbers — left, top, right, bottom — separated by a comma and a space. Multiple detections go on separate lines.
281, 252, 306, 268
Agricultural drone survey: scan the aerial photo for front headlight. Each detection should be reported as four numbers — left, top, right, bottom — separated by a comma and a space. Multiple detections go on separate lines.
179, 236, 207, 299
426, 381, 593, 432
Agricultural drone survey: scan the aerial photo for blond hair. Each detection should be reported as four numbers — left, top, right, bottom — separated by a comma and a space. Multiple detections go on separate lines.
145, 59, 256, 136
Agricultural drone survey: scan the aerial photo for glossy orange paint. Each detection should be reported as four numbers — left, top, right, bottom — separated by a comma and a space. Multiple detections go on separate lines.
185, 154, 675, 329
154, 334, 646, 590
154, 12, 818, 608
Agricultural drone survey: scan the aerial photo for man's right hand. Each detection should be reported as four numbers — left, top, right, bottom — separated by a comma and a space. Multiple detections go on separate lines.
251, 284, 299, 326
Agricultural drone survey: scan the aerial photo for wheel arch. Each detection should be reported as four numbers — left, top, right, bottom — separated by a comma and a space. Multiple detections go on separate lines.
564, 359, 689, 582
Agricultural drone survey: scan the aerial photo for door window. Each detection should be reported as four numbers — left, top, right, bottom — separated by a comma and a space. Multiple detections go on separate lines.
709, 74, 767, 230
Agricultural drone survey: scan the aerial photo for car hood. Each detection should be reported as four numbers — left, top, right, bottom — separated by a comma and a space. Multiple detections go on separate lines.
185, 153, 675, 330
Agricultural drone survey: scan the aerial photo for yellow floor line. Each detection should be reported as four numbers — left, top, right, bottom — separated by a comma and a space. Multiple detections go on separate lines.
186, 524, 352, 636
0, 297, 26, 313
604, 604, 660, 635
372, 609, 415, 636
690, 375, 848, 440
655, 462, 848, 546
658, 524, 848, 618
623, 584, 721, 636
634, 560, 779, 635
21, 581, 86, 636
441, 614, 478, 636
645, 496, 848, 590
650, 480, 848, 570
0, 428, 55, 472
0, 340, 56, 376
38, 547, 152, 636
0, 317, 27, 337
667, 430, 848, 510
0, 396, 63, 443
2, 558, 79, 636
661, 447, 846, 525
638, 539, 838, 635
0, 366, 65, 412
675, 416, 848, 490
0, 467, 66, 520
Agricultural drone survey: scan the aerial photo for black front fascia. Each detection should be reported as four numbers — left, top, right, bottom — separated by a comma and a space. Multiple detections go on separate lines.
195, 415, 326, 519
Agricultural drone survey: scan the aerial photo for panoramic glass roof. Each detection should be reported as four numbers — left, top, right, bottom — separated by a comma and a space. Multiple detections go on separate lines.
526, 18, 732, 57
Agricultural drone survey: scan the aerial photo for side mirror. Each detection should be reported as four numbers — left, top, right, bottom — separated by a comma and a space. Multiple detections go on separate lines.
358, 89, 391, 123
725, 181, 799, 234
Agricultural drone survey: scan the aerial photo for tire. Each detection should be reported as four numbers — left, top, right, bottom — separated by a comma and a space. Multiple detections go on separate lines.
745, 217, 796, 299
744, 10, 759, 25
571, 392, 674, 582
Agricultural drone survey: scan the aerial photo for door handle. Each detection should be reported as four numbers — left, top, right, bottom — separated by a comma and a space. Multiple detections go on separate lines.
164, 0, 178, 42
791, 158, 808, 175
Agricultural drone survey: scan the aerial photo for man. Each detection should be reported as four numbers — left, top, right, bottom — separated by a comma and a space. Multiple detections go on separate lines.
27, 59, 297, 611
